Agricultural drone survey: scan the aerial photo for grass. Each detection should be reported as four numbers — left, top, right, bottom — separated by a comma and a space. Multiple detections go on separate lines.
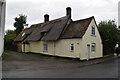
3, 51, 116, 62
29, 53, 80, 62
2, 50, 80, 62
2, 50, 27, 61
2, 51, 13, 60
103, 53, 115, 58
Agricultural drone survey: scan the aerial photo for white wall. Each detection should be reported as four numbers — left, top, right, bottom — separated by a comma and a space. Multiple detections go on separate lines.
81, 18, 103, 60
0, 0, 5, 79
0, 0, 5, 56
55, 39, 82, 58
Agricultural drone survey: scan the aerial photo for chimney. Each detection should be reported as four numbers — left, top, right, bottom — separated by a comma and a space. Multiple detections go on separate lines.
44, 14, 49, 22
66, 7, 72, 18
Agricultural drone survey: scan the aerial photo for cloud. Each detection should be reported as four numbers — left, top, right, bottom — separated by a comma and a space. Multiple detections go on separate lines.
5, 0, 119, 30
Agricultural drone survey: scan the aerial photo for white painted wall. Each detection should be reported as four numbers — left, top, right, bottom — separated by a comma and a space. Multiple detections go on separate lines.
81, 18, 103, 60
55, 39, 82, 58
0, 0, 5, 56
0, 0, 6, 79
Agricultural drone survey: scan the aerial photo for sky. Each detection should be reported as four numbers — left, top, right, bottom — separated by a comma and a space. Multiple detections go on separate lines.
6, 0, 119, 30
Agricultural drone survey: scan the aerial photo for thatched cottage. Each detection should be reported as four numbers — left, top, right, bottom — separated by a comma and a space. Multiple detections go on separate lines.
14, 7, 103, 60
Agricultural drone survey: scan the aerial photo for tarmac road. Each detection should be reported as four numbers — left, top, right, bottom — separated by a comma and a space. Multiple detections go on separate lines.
2, 57, 119, 78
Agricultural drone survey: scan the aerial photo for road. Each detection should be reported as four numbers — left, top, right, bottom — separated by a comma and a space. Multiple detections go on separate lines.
2, 57, 119, 78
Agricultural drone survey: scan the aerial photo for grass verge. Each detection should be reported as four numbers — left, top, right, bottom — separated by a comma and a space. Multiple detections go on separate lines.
2, 51, 80, 62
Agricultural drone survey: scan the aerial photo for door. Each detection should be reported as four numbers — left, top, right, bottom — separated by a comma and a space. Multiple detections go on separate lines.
87, 44, 90, 60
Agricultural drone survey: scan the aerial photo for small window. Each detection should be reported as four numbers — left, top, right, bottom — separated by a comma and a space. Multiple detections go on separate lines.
71, 44, 74, 51
43, 44, 48, 52
91, 43, 96, 52
22, 33, 25, 36
91, 26, 95, 35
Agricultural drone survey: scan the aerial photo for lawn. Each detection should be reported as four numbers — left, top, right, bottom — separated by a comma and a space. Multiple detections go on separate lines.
2, 51, 24, 61
2, 50, 80, 62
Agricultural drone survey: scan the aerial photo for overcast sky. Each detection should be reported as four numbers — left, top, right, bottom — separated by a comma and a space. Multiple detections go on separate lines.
6, 0, 119, 30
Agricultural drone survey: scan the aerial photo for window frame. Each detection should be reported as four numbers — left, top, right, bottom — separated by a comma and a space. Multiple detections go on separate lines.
91, 26, 95, 35
43, 43, 48, 52
91, 43, 96, 52
70, 43, 74, 51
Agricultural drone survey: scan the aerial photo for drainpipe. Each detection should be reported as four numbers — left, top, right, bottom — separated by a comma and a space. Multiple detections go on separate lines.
54, 41, 55, 56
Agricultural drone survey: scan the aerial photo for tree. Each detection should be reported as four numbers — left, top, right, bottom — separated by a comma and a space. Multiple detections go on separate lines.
4, 30, 16, 51
14, 14, 27, 36
98, 20, 120, 55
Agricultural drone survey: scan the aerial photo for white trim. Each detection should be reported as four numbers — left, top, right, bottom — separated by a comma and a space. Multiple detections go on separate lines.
43, 43, 48, 52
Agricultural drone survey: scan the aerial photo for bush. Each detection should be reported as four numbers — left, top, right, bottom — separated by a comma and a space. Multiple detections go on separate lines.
98, 20, 120, 55
4, 30, 17, 51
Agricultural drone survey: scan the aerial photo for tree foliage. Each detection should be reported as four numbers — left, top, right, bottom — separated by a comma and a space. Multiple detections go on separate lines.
98, 20, 120, 55
4, 30, 16, 51
13, 14, 27, 36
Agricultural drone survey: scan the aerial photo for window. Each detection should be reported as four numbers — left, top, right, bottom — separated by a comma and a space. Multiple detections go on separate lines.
43, 44, 48, 52
91, 43, 96, 52
22, 33, 25, 36
91, 26, 95, 35
71, 44, 74, 51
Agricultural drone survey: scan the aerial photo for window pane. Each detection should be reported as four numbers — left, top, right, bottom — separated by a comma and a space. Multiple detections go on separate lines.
91, 43, 96, 52
43, 44, 48, 51
71, 44, 74, 51
92, 26, 95, 35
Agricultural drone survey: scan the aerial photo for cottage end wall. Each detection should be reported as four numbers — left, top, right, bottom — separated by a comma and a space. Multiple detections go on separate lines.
81, 19, 103, 60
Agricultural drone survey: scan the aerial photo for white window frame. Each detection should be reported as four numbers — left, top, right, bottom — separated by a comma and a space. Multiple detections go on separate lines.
70, 43, 74, 51
91, 43, 96, 52
91, 26, 95, 35
43, 44, 48, 52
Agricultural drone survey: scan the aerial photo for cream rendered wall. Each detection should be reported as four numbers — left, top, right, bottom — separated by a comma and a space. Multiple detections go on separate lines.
27, 39, 82, 58
40, 41, 55, 55
81, 19, 103, 60
28, 41, 54, 55
29, 41, 41, 53
25, 44, 30, 52
22, 44, 30, 52
55, 39, 82, 58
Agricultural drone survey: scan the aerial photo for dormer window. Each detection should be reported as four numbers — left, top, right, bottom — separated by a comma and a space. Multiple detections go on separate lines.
41, 31, 47, 36
91, 26, 95, 35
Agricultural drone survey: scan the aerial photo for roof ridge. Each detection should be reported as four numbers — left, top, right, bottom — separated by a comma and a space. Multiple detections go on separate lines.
30, 16, 70, 26
73, 16, 94, 22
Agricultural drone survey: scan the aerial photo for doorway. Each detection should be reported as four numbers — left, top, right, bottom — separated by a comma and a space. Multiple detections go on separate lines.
87, 44, 90, 60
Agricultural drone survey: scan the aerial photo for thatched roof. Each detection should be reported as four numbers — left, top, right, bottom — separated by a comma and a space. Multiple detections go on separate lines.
14, 28, 30, 42
60, 16, 93, 39
14, 16, 94, 42
25, 16, 70, 41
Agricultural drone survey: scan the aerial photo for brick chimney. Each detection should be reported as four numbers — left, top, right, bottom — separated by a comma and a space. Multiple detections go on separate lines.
44, 14, 49, 22
66, 7, 72, 18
